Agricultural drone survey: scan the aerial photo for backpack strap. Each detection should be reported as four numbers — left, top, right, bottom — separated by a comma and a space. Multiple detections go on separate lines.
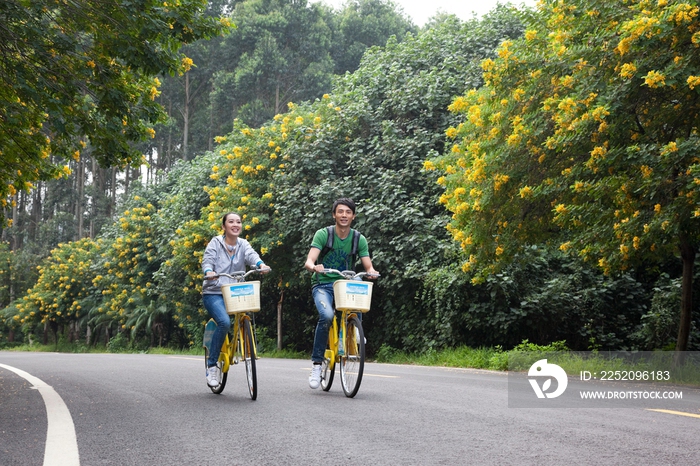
319, 225, 335, 262
351, 229, 360, 257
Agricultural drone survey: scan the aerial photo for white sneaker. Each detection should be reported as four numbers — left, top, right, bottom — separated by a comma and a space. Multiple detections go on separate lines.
206, 365, 220, 387
308, 364, 322, 389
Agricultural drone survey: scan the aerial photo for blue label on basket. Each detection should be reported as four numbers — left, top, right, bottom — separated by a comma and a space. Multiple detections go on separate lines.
346, 283, 369, 295
229, 284, 255, 297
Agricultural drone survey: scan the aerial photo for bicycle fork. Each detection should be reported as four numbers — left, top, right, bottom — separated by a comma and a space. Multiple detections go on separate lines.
325, 315, 339, 370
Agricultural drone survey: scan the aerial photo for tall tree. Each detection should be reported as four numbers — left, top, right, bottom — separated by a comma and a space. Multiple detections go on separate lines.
431, 0, 700, 353
329, 0, 417, 74
0, 0, 230, 225
210, 0, 335, 128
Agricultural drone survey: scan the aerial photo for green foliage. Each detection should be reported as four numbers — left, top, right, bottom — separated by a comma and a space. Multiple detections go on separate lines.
7, 2, 693, 356
10, 238, 101, 333
0, 0, 230, 224
432, 0, 700, 279
329, 0, 417, 74
632, 272, 700, 351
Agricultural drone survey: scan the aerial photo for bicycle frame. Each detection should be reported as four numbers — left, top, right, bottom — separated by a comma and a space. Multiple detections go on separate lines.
204, 266, 267, 399
219, 312, 257, 372
324, 308, 360, 372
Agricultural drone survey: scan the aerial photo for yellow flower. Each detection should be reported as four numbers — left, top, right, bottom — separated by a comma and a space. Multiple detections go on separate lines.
643, 71, 665, 88
519, 186, 533, 198
181, 56, 194, 73
620, 63, 636, 79
661, 141, 678, 155
688, 76, 700, 90
448, 96, 469, 113
423, 160, 436, 171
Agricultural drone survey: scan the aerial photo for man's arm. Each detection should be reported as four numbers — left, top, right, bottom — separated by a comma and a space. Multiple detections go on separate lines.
360, 256, 379, 279
305, 247, 324, 273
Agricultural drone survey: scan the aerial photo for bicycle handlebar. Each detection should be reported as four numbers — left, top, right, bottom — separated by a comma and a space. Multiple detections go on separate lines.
206, 265, 271, 281
320, 268, 380, 280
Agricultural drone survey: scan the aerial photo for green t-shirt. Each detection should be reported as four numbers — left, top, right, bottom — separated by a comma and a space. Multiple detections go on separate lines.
310, 227, 369, 284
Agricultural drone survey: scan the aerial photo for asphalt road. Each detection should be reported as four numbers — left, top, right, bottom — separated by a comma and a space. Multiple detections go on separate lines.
1, 351, 699, 465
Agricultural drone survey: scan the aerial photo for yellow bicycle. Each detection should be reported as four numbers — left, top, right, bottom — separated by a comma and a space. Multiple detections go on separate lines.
203, 268, 266, 400
319, 269, 378, 398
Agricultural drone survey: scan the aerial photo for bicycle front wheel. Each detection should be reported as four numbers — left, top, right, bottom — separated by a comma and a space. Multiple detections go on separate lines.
204, 347, 228, 394
340, 315, 365, 398
241, 317, 257, 400
321, 320, 336, 391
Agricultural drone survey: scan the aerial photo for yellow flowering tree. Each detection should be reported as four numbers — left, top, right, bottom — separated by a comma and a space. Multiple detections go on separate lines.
431, 0, 700, 351
91, 198, 165, 343
10, 238, 101, 343
0, 0, 230, 226
168, 115, 300, 333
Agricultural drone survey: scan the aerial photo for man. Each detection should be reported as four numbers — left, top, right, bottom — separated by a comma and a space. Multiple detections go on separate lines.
303, 198, 379, 389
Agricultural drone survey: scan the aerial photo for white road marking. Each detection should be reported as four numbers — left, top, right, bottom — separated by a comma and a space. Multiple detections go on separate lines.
0, 363, 80, 466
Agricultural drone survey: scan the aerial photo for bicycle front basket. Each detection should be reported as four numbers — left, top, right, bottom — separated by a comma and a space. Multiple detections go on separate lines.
221, 281, 261, 314
333, 280, 373, 312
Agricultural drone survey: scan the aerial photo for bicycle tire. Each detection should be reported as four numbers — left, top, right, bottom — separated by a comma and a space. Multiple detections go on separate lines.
340, 315, 365, 398
242, 317, 257, 400
321, 324, 335, 391
205, 347, 228, 394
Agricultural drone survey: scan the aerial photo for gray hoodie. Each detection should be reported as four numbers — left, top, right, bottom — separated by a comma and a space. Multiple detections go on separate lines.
201, 235, 264, 295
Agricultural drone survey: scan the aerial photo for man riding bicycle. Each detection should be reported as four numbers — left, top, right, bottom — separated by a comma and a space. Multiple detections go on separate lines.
303, 198, 379, 389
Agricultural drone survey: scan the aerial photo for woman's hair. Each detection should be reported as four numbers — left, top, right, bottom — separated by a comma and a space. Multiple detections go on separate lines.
332, 197, 356, 214
221, 212, 241, 227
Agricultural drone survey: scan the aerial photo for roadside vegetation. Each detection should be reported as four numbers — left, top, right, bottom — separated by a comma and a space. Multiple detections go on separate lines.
2, 1, 699, 363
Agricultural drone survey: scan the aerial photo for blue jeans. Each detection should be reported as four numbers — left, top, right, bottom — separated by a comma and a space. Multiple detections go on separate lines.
311, 283, 363, 362
202, 293, 231, 367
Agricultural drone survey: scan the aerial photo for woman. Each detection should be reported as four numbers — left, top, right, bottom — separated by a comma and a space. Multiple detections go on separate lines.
201, 212, 269, 387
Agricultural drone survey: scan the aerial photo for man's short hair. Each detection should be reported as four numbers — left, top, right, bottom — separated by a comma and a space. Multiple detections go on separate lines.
332, 197, 356, 214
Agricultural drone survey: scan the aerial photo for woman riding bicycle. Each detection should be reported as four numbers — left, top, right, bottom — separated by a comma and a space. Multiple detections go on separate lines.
202, 212, 270, 387
303, 198, 379, 389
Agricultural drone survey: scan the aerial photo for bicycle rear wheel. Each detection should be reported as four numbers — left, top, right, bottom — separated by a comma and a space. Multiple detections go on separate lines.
204, 347, 228, 394
340, 315, 365, 398
241, 317, 257, 400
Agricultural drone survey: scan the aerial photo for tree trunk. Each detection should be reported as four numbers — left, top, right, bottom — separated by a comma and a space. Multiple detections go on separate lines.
86, 324, 92, 346
76, 157, 84, 240
275, 82, 280, 115
675, 236, 696, 364
29, 182, 42, 240
208, 82, 214, 152
11, 194, 18, 251
277, 289, 284, 350
183, 71, 190, 160
110, 167, 117, 218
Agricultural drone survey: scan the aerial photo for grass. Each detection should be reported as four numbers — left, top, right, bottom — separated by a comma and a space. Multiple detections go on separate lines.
4, 339, 699, 386
374, 342, 700, 387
